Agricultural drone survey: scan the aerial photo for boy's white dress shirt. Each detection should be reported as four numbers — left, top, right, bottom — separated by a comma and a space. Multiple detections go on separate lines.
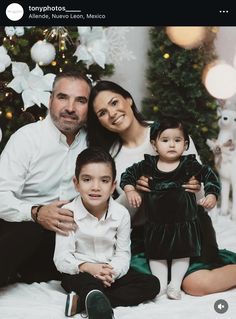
54, 196, 131, 280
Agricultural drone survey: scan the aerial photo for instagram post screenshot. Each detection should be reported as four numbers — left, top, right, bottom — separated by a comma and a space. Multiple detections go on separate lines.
0, 1, 236, 318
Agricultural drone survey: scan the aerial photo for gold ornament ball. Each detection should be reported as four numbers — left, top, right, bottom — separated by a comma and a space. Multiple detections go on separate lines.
153, 106, 159, 112
6, 111, 13, 119
201, 127, 208, 133
166, 27, 207, 49
163, 53, 170, 59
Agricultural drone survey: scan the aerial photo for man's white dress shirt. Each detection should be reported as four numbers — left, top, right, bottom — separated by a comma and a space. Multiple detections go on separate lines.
0, 115, 87, 222
53, 196, 131, 280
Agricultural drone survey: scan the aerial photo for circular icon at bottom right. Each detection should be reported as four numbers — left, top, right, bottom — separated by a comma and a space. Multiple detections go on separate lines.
214, 299, 229, 314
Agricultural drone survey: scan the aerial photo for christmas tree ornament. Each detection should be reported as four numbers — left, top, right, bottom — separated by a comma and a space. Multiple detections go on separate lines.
31, 40, 56, 66
74, 27, 108, 68
7, 62, 55, 109
44, 27, 72, 51
5, 111, 13, 119
0, 63, 5, 73
4, 26, 15, 37
0, 45, 11, 73
203, 61, 236, 99
166, 27, 207, 49
0, 127, 2, 143
163, 53, 170, 59
4, 26, 25, 37
15, 27, 24, 37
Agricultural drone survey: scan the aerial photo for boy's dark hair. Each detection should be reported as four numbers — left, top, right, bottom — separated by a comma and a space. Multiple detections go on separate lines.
75, 147, 117, 181
150, 117, 190, 150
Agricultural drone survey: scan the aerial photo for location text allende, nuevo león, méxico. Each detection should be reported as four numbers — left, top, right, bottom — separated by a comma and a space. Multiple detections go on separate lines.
29, 13, 106, 19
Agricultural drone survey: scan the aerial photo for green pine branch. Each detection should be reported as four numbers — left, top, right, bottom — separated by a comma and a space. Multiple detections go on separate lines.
142, 27, 219, 166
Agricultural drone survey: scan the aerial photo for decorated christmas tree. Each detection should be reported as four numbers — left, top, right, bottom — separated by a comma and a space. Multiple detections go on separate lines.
0, 26, 115, 152
142, 27, 219, 165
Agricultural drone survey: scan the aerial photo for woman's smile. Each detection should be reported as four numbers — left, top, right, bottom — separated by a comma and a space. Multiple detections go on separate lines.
112, 114, 125, 125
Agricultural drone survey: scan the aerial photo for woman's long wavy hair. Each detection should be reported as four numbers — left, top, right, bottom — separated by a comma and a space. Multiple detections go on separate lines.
87, 81, 148, 157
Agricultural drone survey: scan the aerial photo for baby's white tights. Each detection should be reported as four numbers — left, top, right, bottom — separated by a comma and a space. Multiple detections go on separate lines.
149, 257, 190, 296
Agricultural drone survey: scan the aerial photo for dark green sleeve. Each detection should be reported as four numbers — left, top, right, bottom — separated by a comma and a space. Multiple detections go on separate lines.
197, 165, 221, 199
120, 160, 148, 190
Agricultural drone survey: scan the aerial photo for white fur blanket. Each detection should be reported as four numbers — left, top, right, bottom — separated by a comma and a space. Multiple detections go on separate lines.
0, 214, 235, 319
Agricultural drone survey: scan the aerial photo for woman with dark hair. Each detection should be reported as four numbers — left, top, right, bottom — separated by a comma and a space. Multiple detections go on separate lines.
87, 80, 149, 156
87, 80, 236, 296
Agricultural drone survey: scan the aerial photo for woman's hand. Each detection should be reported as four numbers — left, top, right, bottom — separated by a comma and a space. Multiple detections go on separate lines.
135, 176, 151, 192
182, 176, 201, 193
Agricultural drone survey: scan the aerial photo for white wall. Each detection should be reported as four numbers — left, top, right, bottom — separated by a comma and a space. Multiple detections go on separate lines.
106, 27, 150, 110
215, 27, 236, 64
213, 27, 236, 106
107, 27, 236, 111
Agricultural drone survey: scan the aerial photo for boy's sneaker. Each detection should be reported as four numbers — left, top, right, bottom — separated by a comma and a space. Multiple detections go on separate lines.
85, 289, 114, 319
65, 291, 80, 317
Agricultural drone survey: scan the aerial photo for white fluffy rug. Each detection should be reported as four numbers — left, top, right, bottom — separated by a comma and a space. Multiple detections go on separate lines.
0, 214, 235, 319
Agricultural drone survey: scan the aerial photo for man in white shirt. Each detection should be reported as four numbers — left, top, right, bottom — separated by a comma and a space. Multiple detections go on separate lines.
0, 71, 91, 286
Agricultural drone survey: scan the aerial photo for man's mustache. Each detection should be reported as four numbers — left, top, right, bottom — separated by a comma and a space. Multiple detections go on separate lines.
60, 111, 79, 120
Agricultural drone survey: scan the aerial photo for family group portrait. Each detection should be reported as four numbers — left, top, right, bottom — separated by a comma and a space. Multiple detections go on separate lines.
0, 25, 236, 318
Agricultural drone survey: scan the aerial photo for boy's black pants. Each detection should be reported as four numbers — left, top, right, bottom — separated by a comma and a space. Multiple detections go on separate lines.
62, 269, 160, 311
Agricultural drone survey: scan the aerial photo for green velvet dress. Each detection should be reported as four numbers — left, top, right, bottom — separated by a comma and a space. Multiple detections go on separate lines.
120, 154, 221, 260
130, 209, 236, 278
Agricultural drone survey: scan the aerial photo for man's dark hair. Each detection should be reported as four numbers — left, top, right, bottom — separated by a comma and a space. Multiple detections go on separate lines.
52, 70, 92, 92
75, 147, 117, 181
